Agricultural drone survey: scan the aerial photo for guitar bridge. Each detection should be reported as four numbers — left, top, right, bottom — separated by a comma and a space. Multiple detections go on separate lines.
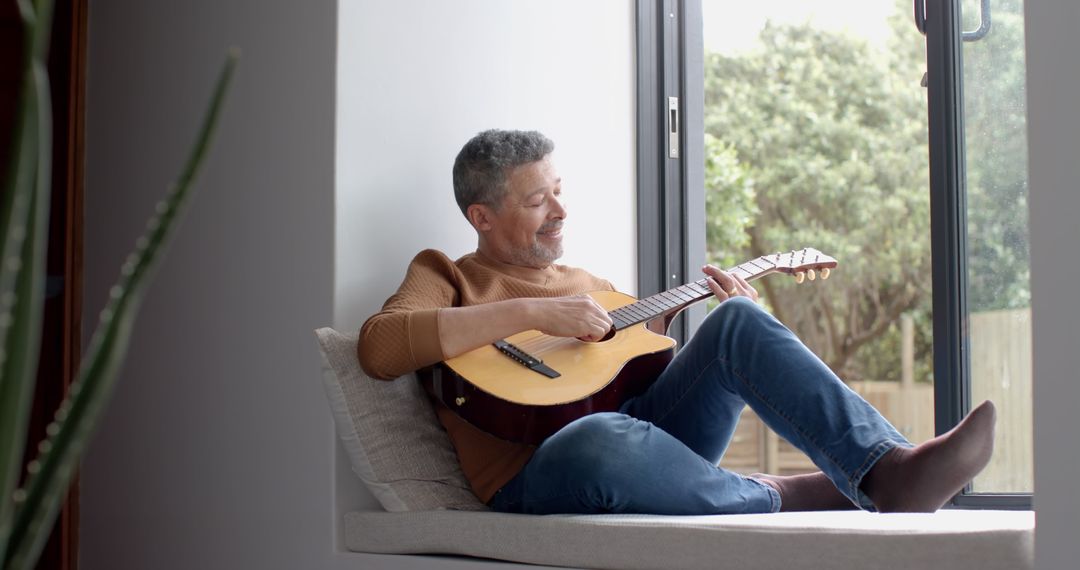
492, 340, 561, 379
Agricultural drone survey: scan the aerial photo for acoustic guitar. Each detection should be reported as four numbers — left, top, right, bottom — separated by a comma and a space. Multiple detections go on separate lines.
421, 248, 838, 444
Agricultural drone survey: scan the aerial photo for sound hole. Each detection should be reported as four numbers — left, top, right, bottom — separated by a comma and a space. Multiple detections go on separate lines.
576, 326, 616, 344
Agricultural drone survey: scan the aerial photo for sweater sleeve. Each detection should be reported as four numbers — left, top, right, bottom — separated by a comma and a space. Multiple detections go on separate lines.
358, 250, 461, 380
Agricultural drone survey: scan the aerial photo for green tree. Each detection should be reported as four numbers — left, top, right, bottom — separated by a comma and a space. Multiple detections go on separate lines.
703, 0, 1030, 383
704, 135, 757, 269
961, 0, 1031, 311
704, 21, 932, 382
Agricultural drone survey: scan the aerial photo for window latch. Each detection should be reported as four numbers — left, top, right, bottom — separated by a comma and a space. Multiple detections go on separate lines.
914, 0, 992, 42
962, 0, 992, 42
668, 96, 679, 159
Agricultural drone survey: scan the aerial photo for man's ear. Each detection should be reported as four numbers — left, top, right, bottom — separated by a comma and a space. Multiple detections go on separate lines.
467, 203, 495, 232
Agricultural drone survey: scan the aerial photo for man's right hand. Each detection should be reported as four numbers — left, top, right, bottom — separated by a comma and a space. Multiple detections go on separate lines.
531, 295, 614, 342
437, 294, 613, 361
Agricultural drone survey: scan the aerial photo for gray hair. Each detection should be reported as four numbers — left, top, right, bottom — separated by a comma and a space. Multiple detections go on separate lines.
452, 129, 555, 218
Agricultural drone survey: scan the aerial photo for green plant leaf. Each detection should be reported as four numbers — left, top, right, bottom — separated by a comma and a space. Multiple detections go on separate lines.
0, 0, 52, 564
0, 86, 47, 570
2, 50, 238, 570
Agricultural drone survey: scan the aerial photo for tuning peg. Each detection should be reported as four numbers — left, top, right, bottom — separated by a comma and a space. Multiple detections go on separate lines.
808, 269, 816, 281
795, 271, 806, 284
821, 267, 831, 280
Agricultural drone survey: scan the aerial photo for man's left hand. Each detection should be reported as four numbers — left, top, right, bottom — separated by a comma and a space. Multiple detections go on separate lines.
702, 264, 759, 303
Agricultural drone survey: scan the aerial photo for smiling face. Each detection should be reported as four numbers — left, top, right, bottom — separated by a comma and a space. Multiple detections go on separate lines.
468, 157, 566, 269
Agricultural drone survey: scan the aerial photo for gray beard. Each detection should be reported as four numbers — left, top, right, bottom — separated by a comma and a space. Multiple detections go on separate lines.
507, 240, 563, 268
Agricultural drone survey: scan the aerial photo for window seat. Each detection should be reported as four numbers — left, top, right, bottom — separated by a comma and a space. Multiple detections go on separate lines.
315, 328, 1033, 569
344, 509, 1033, 570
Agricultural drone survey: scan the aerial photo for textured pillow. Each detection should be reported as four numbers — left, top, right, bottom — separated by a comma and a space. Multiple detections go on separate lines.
314, 327, 487, 512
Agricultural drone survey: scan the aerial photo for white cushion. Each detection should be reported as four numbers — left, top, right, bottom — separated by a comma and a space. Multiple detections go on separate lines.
344, 509, 1034, 569
314, 327, 487, 512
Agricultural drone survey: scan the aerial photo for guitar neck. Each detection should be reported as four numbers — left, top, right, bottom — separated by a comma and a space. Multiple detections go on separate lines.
609, 257, 779, 331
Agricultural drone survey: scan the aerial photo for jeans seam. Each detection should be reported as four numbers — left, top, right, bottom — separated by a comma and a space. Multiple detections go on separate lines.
847, 439, 901, 510
520, 489, 605, 514
731, 360, 905, 509
727, 359, 852, 484
504, 468, 610, 512
746, 475, 783, 512
648, 358, 730, 428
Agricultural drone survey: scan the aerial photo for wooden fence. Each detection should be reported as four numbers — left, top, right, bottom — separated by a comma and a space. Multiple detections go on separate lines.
718, 309, 1033, 493
969, 308, 1033, 492
718, 381, 934, 477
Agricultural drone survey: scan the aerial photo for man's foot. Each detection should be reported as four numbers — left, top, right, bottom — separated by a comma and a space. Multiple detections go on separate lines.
751, 471, 856, 511
860, 400, 997, 512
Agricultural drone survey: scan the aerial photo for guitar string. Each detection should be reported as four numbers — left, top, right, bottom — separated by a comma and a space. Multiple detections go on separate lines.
514, 261, 830, 373
506, 253, 821, 352
516, 335, 573, 355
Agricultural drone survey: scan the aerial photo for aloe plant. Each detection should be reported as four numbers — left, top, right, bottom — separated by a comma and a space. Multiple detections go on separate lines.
0, 2, 238, 568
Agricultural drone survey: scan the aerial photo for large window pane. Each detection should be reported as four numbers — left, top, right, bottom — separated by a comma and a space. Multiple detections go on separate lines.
961, 0, 1033, 493
701, 0, 935, 476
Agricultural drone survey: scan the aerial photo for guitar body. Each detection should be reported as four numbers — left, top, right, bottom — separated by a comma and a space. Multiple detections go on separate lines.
420, 248, 837, 445
422, 290, 677, 445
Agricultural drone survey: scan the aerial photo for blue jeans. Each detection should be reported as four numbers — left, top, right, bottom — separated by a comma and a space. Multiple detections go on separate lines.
488, 296, 911, 515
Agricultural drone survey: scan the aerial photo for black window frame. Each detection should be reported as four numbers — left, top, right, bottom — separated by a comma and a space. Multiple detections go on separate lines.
640, 0, 1033, 509
924, 0, 1032, 510
636, 0, 705, 346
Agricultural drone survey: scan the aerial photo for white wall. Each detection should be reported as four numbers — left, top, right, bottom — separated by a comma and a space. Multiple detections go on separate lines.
335, 0, 637, 325
81, 0, 634, 569
1026, 0, 1080, 567
334, 0, 637, 544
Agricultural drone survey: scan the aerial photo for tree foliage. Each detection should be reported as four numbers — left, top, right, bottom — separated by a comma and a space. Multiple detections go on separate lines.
960, 0, 1031, 311
703, 0, 1030, 383
704, 135, 757, 269
705, 20, 932, 382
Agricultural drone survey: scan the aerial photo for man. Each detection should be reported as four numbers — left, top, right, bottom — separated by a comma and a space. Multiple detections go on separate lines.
358, 129, 995, 515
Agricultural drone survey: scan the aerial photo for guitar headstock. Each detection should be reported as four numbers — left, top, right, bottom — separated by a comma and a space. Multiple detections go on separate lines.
765, 248, 838, 284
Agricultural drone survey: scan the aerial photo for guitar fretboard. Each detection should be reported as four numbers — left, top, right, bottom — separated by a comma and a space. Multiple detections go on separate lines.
609, 257, 778, 331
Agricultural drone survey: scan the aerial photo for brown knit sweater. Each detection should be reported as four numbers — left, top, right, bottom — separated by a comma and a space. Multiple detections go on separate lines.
357, 248, 614, 503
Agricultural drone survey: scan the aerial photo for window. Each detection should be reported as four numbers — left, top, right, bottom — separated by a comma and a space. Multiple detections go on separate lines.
925, 0, 1032, 503
640, 0, 1033, 507
700, 0, 935, 477
958, 0, 1032, 495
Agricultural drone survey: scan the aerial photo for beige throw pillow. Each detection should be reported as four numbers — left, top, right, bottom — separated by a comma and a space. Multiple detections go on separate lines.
314, 327, 487, 512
